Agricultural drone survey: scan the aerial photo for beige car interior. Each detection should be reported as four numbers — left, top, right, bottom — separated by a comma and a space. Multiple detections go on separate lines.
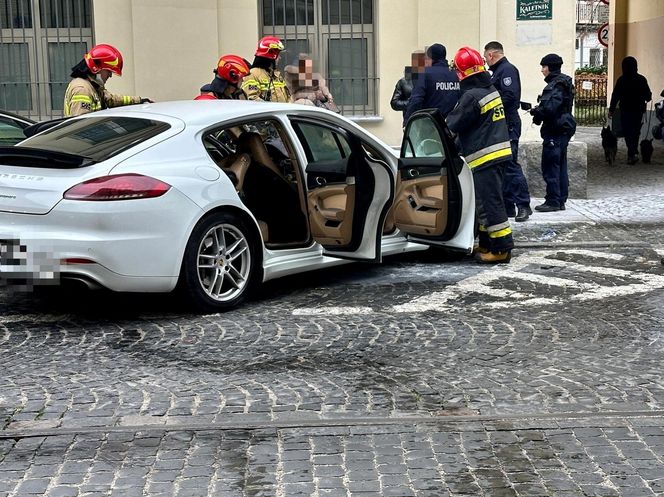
203, 122, 309, 247
307, 182, 356, 246
393, 174, 448, 236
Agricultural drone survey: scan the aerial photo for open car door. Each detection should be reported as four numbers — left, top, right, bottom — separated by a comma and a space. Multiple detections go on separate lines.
292, 118, 394, 262
395, 109, 475, 252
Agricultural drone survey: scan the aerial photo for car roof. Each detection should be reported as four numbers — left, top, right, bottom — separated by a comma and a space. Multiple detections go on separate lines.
92, 100, 333, 127
0, 110, 36, 125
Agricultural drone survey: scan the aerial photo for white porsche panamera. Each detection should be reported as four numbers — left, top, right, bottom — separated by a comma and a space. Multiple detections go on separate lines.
0, 101, 475, 311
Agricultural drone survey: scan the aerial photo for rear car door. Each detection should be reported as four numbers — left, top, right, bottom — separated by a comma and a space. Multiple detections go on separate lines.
395, 109, 475, 251
291, 118, 393, 261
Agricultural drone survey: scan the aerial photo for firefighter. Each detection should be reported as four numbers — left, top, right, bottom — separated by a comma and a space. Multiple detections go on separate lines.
484, 41, 532, 222
404, 43, 460, 122
195, 54, 250, 100
446, 46, 514, 264
63, 44, 152, 117
530, 53, 576, 212
241, 36, 291, 103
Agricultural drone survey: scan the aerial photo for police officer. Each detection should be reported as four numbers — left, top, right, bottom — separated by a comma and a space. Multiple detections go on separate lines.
404, 43, 460, 122
484, 41, 532, 222
241, 36, 291, 103
64, 44, 152, 117
530, 54, 576, 212
446, 47, 514, 264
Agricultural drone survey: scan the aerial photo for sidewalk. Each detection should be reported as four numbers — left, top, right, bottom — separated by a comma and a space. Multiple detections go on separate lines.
517, 126, 664, 226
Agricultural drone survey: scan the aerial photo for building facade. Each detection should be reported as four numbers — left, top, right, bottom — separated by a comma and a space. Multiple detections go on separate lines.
575, 0, 609, 70
2, 0, 576, 144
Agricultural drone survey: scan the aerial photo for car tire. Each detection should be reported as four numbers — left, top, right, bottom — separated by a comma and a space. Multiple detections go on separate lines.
179, 211, 261, 312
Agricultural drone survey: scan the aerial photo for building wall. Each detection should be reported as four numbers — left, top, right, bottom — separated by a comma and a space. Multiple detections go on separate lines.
609, 1, 664, 103
93, 0, 575, 145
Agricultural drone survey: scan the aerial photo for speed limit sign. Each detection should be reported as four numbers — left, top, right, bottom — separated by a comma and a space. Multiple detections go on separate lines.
598, 22, 609, 47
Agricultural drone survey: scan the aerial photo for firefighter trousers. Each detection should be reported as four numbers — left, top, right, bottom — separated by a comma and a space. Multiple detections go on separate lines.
474, 163, 514, 254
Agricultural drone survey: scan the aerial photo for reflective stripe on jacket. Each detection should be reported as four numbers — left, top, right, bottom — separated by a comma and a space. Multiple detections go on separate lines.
63, 77, 141, 117
445, 75, 512, 171
241, 67, 291, 103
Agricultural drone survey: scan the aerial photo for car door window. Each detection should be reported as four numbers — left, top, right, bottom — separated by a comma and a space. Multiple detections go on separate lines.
297, 122, 350, 163
0, 116, 27, 146
402, 116, 447, 159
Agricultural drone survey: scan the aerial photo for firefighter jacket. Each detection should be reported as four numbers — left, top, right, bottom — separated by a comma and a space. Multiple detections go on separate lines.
445, 72, 512, 172
489, 57, 521, 141
404, 59, 460, 121
241, 67, 291, 103
63, 77, 141, 117
531, 71, 576, 137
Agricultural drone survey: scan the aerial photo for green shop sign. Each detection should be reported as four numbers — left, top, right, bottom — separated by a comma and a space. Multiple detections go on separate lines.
516, 0, 553, 20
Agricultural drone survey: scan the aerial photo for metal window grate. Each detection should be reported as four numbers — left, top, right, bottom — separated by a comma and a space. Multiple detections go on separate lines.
1, 0, 93, 121
260, 0, 378, 117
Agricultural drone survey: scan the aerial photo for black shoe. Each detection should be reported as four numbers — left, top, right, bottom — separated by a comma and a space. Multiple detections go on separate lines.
627, 156, 638, 165
515, 206, 532, 222
560, 203, 565, 211
505, 206, 516, 218
534, 203, 560, 212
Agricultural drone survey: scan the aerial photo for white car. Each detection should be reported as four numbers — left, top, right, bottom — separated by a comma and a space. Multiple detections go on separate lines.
0, 101, 475, 311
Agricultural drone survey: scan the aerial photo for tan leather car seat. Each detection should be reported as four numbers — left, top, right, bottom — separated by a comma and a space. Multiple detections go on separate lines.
236, 132, 283, 179
218, 153, 251, 192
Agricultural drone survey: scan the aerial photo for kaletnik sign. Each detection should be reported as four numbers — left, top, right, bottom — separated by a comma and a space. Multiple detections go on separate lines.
516, 0, 553, 20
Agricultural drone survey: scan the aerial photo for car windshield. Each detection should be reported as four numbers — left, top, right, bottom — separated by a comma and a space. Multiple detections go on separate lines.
20, 116, 171, 162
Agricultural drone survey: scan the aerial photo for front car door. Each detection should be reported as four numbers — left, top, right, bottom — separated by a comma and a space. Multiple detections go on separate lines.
396, 109, 475, 252
291, 118, 393, 261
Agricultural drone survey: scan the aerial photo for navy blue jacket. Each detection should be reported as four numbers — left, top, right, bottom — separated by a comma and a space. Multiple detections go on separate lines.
531, 71, 576, 137
489, 57, 521, 141
404, 60, 460, 122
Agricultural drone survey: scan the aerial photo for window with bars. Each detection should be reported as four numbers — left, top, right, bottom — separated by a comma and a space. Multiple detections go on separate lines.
261, 0, 377, 117
0, 0, 93, 120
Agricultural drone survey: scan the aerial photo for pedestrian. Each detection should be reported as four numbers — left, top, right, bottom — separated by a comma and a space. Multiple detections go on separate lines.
63, 44, 152, 117
530, 53, 576, 212
446, 46, 514, 264
404, 43, 460, 121
284, 54, 339, 112
608, 56, 652, 164
195, 54, 250, 100
241, 36, 291, 103
484, 41, 532, 222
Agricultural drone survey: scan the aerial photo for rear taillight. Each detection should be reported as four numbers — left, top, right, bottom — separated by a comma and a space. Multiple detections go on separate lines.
64, 174, 170, 201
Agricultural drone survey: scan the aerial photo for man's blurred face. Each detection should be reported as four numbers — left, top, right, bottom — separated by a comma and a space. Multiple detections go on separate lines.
541, 65, 550, 78
411, 52, 427, 73
298, 58, 314, 87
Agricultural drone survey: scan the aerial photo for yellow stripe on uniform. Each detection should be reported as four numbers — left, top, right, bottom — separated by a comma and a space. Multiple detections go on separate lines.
123, 96, 132, 104
70, 95, 93, 103
468, 147, 513, 169
480, 97, 502, 115
489, 226, 513, 239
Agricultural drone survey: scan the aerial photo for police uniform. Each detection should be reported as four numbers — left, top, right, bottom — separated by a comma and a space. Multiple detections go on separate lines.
63, 77, 141, 117
531, 56, 576, 211
489, 57, 531, 218
404, 59, 460, 121
446, 72, 514, 256
241, 67, 290, 103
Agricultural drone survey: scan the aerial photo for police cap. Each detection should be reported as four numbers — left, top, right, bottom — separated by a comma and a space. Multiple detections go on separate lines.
540, 53, 563, 66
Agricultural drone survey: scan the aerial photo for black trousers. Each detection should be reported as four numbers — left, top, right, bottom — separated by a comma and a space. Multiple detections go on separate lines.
621, 110, 644, 159
474, 163, 514, 254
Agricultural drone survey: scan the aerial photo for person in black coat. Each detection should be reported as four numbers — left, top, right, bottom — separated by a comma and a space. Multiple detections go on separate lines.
390, 66, 414, 120
404, 43, 460, 122
609, 56, 652, 164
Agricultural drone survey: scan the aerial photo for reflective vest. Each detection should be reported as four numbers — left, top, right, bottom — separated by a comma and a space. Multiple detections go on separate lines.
63, 77, 141, 117
446, 79, 512, 171
240, 67, 291, 103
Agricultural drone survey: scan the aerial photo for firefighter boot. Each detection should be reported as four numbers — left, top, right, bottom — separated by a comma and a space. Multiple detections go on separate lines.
472, 244, 490, 256
476, 250, 512, 264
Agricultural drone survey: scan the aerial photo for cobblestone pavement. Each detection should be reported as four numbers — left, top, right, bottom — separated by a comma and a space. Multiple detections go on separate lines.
2, 130, 664, 496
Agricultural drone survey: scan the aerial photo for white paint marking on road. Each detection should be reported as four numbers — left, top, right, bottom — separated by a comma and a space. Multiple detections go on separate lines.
562, 249, 625, 261
0, 314, 72, 325
292, 306, 373, 316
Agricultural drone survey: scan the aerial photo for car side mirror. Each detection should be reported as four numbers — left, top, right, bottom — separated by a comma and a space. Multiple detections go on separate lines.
520, 101, 532, 111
